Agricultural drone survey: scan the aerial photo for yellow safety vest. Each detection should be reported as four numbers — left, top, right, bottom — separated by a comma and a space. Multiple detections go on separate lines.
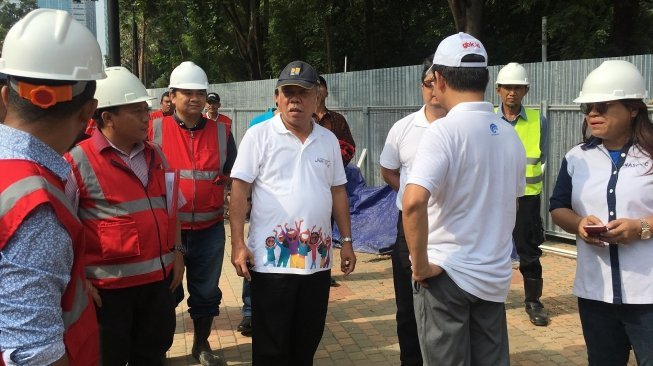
496, 107, 543, 196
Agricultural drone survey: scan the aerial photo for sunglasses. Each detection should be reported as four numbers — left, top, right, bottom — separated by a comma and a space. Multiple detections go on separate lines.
580, 102, 613, 115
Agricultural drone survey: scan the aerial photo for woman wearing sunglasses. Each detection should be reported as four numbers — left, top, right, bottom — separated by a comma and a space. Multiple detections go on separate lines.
549, 60, 653, 365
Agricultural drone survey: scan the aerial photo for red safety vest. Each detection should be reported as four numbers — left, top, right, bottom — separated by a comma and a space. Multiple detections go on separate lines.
66, 132, 175, 289
150, 116, 230, 230
0, 160, 99, 366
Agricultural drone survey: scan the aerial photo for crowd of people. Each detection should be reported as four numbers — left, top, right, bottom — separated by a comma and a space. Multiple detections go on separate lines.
0, 8, 652, 366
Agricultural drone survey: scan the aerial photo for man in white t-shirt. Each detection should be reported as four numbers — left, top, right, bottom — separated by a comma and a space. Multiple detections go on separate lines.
379, 53, 446, 366
229, 60, 357, 365
402, 33, 526, 365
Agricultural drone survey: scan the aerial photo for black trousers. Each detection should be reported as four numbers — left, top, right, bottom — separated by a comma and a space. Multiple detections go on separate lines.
514, 194, 545, 279
250, 270, 331, 366
96, 277, 176, 366
392, 211, 423, 366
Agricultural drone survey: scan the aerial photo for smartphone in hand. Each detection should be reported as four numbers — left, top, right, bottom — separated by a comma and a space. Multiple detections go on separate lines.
584, 224, 608, 236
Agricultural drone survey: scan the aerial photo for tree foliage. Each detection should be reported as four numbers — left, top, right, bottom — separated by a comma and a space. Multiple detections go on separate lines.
0, 0, 36, 48
2, 0, 652, 86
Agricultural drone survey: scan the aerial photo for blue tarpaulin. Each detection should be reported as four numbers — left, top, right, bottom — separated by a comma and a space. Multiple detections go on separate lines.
333, 164, 398, 254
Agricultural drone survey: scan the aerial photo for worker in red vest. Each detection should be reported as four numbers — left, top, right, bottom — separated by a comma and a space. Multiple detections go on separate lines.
65, 66, 184, 365
0, 9, 105, 366
150, 61, 236, 366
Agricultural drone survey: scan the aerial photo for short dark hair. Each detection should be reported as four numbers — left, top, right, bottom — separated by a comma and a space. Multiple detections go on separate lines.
431, 63, 489, 92
7, 76, 96, 122
318, 75, 327, 89
92, 105, 120, 129
422, 54, 434, 81
160, 91, 170, 102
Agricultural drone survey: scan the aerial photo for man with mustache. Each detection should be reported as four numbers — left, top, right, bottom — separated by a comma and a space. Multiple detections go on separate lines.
65, 66, 184, 365
495, 62, 550, 326
230, 60, 356, 365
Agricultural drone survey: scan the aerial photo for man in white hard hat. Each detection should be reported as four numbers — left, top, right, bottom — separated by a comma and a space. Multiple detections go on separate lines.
150, 61, 236, 366
495, 62, 550, 326
0, 9, 105, 366
403, 33, 525, 365
229, 60, 356, 365
65, 66, 184, 365
380, 53, 446, 366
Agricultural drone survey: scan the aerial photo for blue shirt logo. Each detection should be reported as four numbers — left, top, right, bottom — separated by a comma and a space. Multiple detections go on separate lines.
489, 123, 499, 135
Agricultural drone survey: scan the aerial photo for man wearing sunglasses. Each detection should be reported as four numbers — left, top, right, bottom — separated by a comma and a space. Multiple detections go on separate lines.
380, 53, 446, 366
495, 62, 550, 327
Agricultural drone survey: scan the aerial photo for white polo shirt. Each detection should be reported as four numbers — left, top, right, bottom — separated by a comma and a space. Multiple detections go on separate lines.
380, 105, 431, 210
407, 102, 526, 302
559, 143, 653, 304
230, 114, 347, 275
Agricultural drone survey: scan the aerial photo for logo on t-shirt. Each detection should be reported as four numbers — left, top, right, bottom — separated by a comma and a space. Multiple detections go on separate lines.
489, 123, 499, 135
315, 157, 332, 168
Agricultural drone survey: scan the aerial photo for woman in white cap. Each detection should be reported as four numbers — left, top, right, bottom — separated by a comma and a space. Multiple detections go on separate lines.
550, 60, 653, 365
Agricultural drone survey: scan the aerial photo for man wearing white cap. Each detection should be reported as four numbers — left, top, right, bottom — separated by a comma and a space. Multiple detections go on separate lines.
402, 33, 526, 365
65, 67, 184, 365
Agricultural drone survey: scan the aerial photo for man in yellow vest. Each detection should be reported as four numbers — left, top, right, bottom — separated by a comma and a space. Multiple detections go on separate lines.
496, 62, 549, 326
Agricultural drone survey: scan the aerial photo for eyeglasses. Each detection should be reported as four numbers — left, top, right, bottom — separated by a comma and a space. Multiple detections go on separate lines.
580, 102, 613, 115
422, 80, 435, 89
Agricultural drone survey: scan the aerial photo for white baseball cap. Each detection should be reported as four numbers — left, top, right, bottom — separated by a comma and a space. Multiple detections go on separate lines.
428, 32, 488, 73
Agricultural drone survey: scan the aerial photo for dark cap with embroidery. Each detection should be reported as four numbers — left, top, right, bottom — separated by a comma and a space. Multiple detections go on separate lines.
276, 60, 318, 89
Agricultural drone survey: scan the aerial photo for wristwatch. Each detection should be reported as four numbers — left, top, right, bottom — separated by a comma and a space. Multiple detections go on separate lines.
640, 219, 651, 240
340, 236, 353, 244
174, 244, 187, 254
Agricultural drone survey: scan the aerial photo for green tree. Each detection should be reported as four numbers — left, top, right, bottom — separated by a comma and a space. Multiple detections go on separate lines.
0, 0, 37, 50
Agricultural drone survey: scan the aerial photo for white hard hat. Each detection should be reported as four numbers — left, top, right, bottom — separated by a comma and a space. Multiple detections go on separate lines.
95, 67, 155, 109
496, 62, 529, 85
0, 9, 105, 81
168, 61, 208, 90
574, 60, 648, 103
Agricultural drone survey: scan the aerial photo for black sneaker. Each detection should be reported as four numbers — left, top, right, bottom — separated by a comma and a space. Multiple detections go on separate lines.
238, 316, 252, 336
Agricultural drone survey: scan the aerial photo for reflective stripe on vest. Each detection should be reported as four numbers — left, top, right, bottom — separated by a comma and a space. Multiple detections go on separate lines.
86, 252, 175, 280
152, 117, 164, 146
495, 106, 543, 195
151, 117, 228, 172
151, 143, 169, 170
178, 210, 224, 223
69, 144, 172, 285
78, 197, 166, 220
1, 176, 88, 330
0, 176, 77, 218
514, 109, 543, 195
179, 169, 219, 180
61, 275, 88, 329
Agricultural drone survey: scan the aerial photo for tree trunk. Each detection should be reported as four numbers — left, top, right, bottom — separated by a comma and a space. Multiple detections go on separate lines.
447, 0, 483, 39
364, 0, 375, 69
611, 0, 638, 55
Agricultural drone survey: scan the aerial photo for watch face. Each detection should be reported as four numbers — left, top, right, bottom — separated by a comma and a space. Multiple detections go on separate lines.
642, 230, 652, 240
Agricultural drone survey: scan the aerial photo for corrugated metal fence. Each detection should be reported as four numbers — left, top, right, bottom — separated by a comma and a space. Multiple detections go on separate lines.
148, 54, 653, 239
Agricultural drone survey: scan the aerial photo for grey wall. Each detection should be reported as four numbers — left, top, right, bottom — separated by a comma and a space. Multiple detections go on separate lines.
149, 54, 653, 239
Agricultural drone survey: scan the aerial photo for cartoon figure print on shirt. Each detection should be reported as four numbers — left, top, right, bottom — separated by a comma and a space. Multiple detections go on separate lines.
263, 236, 276, 266
268, 220, 331, 269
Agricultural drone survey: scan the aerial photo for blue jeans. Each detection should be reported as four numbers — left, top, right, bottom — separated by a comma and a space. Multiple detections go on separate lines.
175, 223, 225, 319
578, 297, 653, 366
242, 278, 251, 317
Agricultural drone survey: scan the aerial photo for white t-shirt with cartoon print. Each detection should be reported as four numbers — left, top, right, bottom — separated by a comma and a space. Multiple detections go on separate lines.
231, 114, 347, 275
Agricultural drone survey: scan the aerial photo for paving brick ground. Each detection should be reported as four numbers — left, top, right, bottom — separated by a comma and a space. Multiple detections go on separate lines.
165, 227, 636, 366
